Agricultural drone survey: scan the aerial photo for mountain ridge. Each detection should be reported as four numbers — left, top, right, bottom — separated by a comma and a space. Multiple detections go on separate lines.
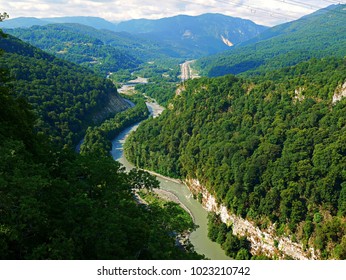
0, 16, 116, 30
1, 13, 267, 58
0, 32, 130, 145
113, 13, 267, 57
196, 4, 346, 77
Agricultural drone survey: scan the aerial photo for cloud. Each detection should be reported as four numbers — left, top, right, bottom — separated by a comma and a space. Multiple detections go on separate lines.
0, 0, 341, 26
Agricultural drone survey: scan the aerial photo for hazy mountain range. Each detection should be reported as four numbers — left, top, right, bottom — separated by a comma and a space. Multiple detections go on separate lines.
1, 5, 345, 76
1, 14, 267, 58
196, 4, 346, 76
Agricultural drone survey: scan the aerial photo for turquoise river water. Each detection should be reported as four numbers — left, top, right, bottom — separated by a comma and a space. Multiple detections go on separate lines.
110, 102, 229, 260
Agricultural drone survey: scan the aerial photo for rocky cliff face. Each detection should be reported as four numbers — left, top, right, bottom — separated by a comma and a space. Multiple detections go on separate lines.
221, 35, 234, 47
92, 93, 130, 124
185, 178, 319, 260
332, 81, 346, 104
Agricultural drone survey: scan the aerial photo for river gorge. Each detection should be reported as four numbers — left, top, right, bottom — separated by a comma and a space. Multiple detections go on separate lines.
110, 101, 230, 260
109, 99, 319, 260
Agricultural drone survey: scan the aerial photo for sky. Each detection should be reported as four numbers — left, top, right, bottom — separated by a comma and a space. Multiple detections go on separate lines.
0, 0, 345, 26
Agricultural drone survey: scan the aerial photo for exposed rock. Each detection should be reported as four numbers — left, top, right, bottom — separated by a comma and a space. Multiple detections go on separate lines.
293, 87, 305, 102
332, 81, 346, 104
185, 178, 319, 260
221, 35, 233, 47
175, 84, 185, 96
92, 93, 130, 124
182, 30, 194, 39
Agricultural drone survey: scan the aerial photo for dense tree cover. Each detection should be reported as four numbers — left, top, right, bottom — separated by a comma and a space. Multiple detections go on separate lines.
0, 32, 129, 146
0, 28, 202, 259
133, 62, 180, 83
125, 62, 180, 106
80, 100, 149, 156
125, 57, 346, 259
5, 24, 186, 107
138, 190, 197, 251
109, 69, 133, 84
195, 4, 346, 77
0, 100, 200, 259
135, 82, 177, 106
134, 64, 179, 105
109, 59, 181, 103
207, 213, 253, 260
4, 23, 182, 76
6, 24, 141, 75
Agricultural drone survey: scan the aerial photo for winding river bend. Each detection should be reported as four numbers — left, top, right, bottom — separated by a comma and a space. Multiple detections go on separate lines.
110, 102, 229, 260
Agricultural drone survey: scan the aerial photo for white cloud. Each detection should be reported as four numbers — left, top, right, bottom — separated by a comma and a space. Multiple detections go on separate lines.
0, 0, 344, 26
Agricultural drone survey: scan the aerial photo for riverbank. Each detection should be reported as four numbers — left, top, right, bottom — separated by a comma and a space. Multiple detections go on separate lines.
111, 102, 230, 259
185, 178, 318, 260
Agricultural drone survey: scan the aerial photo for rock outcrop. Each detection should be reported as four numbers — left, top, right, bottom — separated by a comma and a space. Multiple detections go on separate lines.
221, 35, 234, 47
92, 93, 130, 124
185, 178, 319, 260
332, 81, 346, 104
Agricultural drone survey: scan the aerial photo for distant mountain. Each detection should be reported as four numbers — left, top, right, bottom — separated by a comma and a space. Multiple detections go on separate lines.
1, 22, 202, 70
114, 14, 267, 57
41, 16, 117, 30
4, 22, 193, 75
0, 16, 117, 30
0, 17, 49, 28
4, 23, 144, 75
196, 4, 346, 77
1, 14, 267, 58
238, 4, 345, 47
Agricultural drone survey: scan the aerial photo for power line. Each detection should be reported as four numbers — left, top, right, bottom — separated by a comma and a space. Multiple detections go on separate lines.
276, 0, 324, 10
181, 0, 297, 21
181, 0, 345, 23
273, 0, 346, 11
283, 0, 346, 16
321, 0, 346, 4
216, 0, 297, 20
221, 0, 345, 17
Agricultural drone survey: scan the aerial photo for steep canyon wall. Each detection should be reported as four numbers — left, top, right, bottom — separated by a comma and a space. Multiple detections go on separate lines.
185, 178, 319, 260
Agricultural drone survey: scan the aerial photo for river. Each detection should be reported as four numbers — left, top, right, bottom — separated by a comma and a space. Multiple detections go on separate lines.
110, 102, 230, 260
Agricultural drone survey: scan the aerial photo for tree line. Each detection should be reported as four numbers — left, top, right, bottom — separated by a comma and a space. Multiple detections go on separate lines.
125, 57, 346, 259
80, 100, 149, 156
0, 32, 129, 147
0, 23, 202, 260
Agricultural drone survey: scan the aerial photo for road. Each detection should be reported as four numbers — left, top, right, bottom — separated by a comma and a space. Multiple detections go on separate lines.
180, 60, 197, 81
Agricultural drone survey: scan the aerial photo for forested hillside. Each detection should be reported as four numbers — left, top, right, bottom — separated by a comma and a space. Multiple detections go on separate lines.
0, 32, 130, 146
196, 4, 346, 77
125, 57, 346, 259
0, 81, 200, 260
4, 24, 163, 75
2, 14, 267, 60
0, 24, 201, 260
80, 100, 150, 156
113, 13, 267, 58
7, 24, 143, 76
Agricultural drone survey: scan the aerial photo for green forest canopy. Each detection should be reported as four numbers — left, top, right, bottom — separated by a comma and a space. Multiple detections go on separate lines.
0, 22, 201, 260
195, 4, 346, 77
0, 32, 130, 147
125, 57, 346, 259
